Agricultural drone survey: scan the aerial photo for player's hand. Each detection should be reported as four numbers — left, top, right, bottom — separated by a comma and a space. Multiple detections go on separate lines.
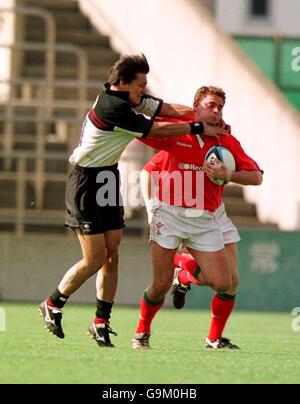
203, 122, 228, 138
219, 119, 231, 134
203, 159, 230, 181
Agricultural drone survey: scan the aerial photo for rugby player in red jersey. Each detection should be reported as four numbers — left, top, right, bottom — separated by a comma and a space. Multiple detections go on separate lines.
132, 86, 263, 349
141, 147, 262, 349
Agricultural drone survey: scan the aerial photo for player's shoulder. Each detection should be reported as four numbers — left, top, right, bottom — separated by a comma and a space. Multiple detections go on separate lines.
96, 90, 132, 120
98, 88, 130, 108
220, 133, 241, 147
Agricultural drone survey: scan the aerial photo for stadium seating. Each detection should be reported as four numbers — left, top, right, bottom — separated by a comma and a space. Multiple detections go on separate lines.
0, 0, 276, 235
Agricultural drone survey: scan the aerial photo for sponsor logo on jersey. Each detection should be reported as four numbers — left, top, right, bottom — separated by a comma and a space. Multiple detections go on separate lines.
178, 163, 204, 171
176, 141, 193, 148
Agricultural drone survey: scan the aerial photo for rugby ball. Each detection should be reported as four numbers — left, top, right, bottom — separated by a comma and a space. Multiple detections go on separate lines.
205, 146, 236, 185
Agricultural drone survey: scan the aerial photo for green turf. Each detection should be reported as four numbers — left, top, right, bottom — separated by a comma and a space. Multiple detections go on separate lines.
0, 303, 299, 384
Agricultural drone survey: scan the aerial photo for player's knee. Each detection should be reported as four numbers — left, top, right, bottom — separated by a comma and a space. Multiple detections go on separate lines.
106, 248, 119, 262
213, 279, 232, 293
231, 274, 240, 291
153, 279, 172, 296
84, 255, 105, 274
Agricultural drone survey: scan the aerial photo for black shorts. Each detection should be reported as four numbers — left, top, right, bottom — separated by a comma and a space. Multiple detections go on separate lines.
65, 164, 125, 235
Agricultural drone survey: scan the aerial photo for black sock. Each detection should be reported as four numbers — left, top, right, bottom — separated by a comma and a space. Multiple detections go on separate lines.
49, 288, 69, 308
217, 292, 236, 301
96, 299, 113, 321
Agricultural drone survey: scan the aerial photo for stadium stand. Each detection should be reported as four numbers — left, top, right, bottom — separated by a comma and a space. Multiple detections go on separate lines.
0, 0, 276, 235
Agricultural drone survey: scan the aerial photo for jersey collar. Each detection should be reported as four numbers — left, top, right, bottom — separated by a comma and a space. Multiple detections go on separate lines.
104, 82, 130, 101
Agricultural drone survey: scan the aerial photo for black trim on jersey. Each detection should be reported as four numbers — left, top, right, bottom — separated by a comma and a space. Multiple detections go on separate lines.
154, 100, 163, 118
93, 87, 156, 138
88, 109, 113, 131
104, 82, 130, 102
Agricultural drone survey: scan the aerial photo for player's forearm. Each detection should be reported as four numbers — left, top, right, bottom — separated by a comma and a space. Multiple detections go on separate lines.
159, 102, 194, 120
230, 170, 263, 186
148, 121, 191, 138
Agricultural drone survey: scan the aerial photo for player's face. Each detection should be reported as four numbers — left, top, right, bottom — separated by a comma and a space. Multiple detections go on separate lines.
123, 73, 148, 106
194, 95, 224, 124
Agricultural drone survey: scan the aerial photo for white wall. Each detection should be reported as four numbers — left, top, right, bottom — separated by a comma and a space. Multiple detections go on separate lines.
78, 0, 300, 230
0, 0, 15, 102
0, 234, 156, 305
216, 0, 300, 36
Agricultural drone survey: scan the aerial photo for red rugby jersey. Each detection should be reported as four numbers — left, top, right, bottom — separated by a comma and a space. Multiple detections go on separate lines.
140, 131, 262, 212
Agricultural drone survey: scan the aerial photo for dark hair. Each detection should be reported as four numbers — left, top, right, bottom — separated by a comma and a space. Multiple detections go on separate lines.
193, 86, 226, 107
108, 53, 150, 85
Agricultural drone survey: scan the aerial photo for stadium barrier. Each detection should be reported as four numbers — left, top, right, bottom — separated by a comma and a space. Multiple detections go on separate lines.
0, 230, 299, 311
187, 230, 300, 312
235, 35, 300, 110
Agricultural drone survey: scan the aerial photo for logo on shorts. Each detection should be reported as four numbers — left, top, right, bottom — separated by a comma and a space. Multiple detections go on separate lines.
155, 222, 164, 235
82, 222, 92, 232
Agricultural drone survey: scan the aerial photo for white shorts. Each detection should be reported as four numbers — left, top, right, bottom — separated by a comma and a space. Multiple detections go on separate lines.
150, 204, 224, 252
215, 203, 241, 245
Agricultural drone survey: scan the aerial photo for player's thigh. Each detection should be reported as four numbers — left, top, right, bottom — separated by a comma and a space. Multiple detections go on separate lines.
151, 241, 177, 288
225, 242, 240, 289
77, 231, 106, 268
188, 248, 231, 290
104, 229, 123, 256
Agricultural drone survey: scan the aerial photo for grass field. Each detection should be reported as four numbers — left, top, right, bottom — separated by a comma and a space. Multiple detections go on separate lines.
0, 303, 299, 384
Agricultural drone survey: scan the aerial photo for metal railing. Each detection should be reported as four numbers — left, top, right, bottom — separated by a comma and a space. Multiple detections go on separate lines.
0, 6, 148, 235
0, 150, 149, 236
0, 6, 95, 234
0, 7, 101, 170
0, 150, 67, 236
0, 7, 57, 86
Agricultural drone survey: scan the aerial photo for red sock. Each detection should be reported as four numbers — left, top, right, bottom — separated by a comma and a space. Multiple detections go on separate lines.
94, 318, 107, 325
136, 292, 164, 334
174, 254, 197, 272
174, 253, 204, 285
47, 298, 55, 307
208, 294, 236, 341
178, 269, 200, 286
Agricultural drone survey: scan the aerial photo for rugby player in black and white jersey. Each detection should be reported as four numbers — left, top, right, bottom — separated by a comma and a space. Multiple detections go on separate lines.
39, 53, 227, 347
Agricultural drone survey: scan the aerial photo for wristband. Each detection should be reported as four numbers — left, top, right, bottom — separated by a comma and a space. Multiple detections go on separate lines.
190, 122, 204, 135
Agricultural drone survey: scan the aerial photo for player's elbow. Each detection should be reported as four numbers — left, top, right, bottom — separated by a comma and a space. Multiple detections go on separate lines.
252, 171, 263, 186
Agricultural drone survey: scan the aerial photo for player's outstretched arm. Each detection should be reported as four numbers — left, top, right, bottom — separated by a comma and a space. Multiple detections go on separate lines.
148, 121, 196, 138
159, 102, 194, 121
148, 107, 228, 139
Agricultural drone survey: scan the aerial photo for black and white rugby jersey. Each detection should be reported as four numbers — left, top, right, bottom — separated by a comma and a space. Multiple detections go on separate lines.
69, 84, 162, 168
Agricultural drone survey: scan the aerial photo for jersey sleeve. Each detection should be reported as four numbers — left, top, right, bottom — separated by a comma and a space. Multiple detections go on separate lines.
137, 116, 186, 149
228, 135, 264, 173
137, 135, 173, 151
135, 95, 163, 118
95, 97, 155, 138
